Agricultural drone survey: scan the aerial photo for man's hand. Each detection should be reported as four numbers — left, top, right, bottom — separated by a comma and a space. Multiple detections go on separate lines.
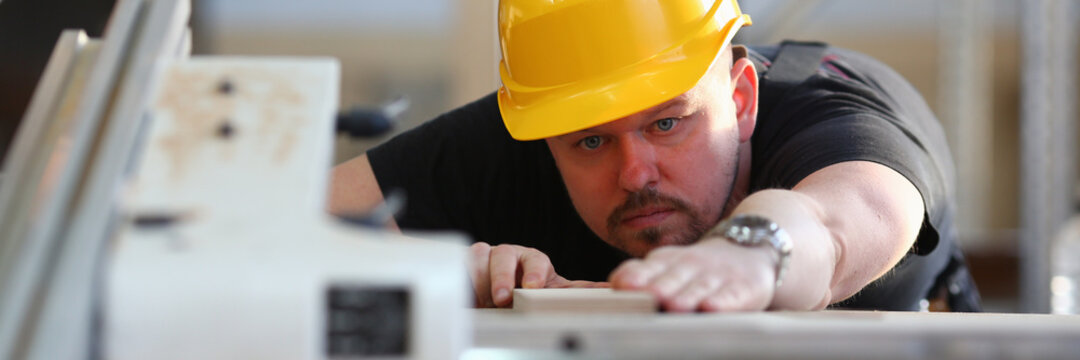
608, 239, 776, 312
468, 242, 609, 308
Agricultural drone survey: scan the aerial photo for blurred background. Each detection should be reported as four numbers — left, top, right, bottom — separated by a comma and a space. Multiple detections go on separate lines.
1, 0, 1078, 313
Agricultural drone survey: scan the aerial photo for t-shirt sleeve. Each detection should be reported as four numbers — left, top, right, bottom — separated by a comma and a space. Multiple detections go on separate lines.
750, 50, 956, 256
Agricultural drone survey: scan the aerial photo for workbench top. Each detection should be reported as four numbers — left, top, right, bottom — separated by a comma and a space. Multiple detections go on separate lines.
469, 309, 1080, 359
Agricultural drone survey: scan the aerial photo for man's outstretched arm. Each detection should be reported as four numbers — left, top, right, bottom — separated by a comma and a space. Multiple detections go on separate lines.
610, 160, 924, 311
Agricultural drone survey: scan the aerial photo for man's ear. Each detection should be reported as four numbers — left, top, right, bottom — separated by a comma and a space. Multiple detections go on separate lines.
730, 55, 758, 143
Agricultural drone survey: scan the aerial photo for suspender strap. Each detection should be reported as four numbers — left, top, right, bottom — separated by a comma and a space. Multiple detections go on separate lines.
757, 40, 828, 120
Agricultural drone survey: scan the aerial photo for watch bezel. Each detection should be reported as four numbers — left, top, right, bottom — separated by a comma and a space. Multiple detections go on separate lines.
709, 214, 793, 287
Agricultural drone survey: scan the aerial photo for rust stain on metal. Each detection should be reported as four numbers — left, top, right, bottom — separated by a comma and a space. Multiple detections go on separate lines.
243, 65, 311, 165
152, 62, 319, 181
274, 129, 298, 164
155, 67, 236, 181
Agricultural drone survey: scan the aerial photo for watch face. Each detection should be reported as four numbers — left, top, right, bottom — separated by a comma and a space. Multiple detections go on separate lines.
731, 215, 777, 231
726, 215, 777, 246
714, 214, 793, 288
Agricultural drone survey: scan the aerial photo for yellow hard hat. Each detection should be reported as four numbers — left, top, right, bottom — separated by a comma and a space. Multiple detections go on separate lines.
497, 0, 752, 140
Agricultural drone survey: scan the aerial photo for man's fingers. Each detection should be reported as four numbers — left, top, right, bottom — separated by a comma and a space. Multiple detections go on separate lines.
545, 277, 611, 289
468, 242, 494, 308
472, 243, 572, 308
644, 264, 698, 299
700, 282, 770, 312
609, 259, 665, 289
666, 276, 724, 312
701, 290, 743, 312
487, 245, 522, 307
519, 250, 554, 289
566, 280, 611, 288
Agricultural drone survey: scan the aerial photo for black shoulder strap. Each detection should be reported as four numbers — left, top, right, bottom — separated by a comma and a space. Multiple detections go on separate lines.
757, 40, 828, 120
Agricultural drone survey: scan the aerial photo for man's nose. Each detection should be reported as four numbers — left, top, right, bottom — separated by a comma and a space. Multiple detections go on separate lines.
616, 137, 659, 192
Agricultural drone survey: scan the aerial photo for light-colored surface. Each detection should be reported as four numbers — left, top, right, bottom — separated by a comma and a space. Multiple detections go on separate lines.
513, 289, 656, 314
450, 0, 498, 109
0, 30, 85, 237
1019, 0, 1079, 314
938, 0, 994, 243
29, 1, 193, 359
108, 222, 470, 360
123, 57, 339, 217
106, 58, 470, 360
474, 309, 1080, 359
1051, 215, 1080, 313
0, 0, 156, 357
0, 28, 90, 360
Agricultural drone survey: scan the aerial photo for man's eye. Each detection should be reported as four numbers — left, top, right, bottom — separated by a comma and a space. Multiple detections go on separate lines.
656, 118, 677, 131
579, 135, 604, 150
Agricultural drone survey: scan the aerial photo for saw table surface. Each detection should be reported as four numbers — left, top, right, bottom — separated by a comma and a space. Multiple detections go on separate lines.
469, 309, 1080, 359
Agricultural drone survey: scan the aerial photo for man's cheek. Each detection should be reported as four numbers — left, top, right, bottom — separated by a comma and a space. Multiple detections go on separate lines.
595, 205, 618, 238
570, 196, 610, 239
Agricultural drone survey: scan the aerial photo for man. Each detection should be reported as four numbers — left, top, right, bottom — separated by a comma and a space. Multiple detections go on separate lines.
328, 0, 980, 312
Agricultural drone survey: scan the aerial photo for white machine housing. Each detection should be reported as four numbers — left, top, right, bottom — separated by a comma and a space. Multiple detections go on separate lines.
104, 48, 469, 360
2, 1, 471, 360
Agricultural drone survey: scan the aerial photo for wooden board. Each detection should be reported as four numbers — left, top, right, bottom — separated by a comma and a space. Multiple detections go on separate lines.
513, 288, 657, 314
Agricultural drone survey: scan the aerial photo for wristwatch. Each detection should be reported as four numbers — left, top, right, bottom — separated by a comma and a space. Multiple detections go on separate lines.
708, 214, 794, 287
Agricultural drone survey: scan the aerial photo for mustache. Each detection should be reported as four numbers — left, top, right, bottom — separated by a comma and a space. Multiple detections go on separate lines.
606, 188, 694, 231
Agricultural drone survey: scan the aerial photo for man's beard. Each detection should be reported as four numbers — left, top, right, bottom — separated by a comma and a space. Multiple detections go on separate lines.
603, 147, 742, 257
604, 188, 712, 255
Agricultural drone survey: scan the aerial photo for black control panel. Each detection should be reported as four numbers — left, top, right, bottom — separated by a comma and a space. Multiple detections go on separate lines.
325, 286, 410, 357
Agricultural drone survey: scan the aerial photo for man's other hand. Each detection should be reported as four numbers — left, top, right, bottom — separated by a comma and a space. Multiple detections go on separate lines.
608, 239, 776, 312
468, 242, 609, 308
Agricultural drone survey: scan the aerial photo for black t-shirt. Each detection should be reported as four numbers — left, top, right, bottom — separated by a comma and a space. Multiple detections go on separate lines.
367, 44, 959, 311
